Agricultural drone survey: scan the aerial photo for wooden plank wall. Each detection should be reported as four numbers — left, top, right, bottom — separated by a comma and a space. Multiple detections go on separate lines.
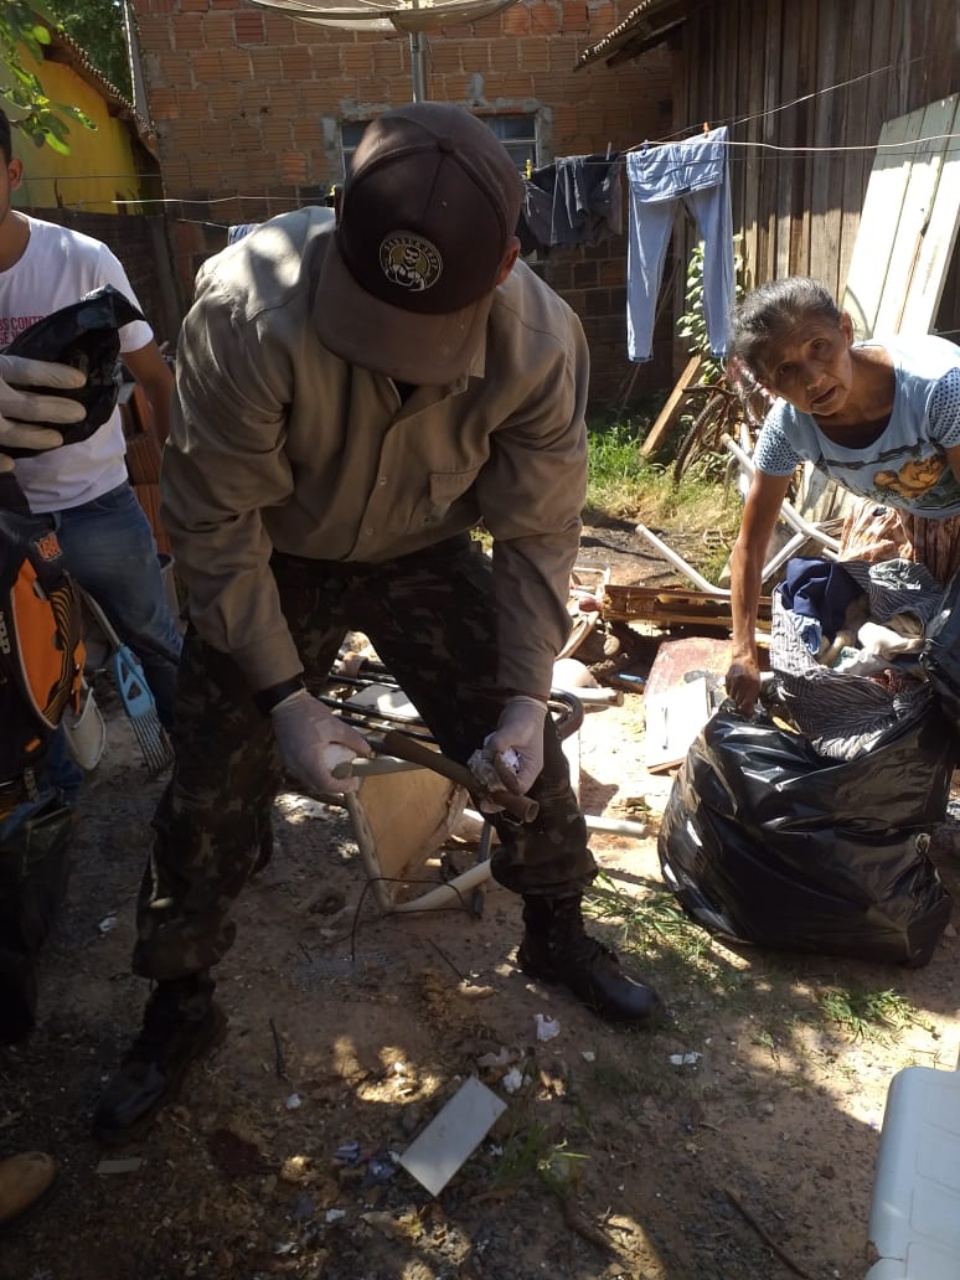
673, 0, 960, 333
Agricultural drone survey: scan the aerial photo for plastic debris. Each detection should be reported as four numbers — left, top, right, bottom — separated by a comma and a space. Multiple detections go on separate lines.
366, 1157, 397, 1183
501, 1067, 524, 1094
97, 915, 118, 935
285, 1092, 302, 1110
534, 1013, 561, 1042
325, 1208, 346, 1223
580, 1050, 596, 1062
399, 1076, 507, 1197
668, 1052, 702, 1066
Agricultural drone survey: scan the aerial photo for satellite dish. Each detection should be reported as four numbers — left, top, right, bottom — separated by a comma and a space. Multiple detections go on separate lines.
245, 0, 519, 99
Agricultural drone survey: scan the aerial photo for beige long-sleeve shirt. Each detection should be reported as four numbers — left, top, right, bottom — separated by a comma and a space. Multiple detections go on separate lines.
161, 207, 589, 699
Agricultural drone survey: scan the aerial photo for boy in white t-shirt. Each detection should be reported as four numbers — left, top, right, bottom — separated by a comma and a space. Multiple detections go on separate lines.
0, 109, 181, 733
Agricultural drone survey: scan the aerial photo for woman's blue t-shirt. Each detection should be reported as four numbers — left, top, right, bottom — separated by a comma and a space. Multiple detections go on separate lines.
753, 335, 960, 517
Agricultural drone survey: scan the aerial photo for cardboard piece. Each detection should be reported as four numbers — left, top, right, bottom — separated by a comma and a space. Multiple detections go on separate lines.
399, 1076, 507, 1197
643, 637, 732, 773
644, 676, 710, 773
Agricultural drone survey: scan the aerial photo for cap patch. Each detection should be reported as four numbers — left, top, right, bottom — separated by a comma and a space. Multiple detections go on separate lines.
379, 232, 442, 293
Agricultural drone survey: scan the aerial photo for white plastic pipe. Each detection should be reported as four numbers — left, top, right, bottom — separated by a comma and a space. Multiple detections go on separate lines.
390, 858, 492, 913
721, 434, 841, 553
634, 523, 731, 597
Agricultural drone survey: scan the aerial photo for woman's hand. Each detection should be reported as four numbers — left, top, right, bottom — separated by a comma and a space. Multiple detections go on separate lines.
725, 652, 761, 716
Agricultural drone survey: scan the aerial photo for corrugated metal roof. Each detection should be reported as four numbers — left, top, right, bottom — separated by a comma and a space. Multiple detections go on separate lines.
574, 0, 691, 71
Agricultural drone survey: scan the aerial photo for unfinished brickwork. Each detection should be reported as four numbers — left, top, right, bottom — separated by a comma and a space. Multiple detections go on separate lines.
132, 0, 676, 404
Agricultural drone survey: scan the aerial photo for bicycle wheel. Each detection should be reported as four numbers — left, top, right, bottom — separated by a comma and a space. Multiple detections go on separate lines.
672, 390, 731, 482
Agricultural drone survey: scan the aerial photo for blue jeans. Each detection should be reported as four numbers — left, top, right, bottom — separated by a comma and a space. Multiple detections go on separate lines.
625, 125, 735, 362
48, 482, 183, 731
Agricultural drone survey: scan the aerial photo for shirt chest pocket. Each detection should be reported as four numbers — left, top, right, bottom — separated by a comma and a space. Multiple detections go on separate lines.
416, 468, 482, 527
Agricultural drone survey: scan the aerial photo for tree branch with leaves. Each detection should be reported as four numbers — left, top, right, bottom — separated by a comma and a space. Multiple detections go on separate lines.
0, 0, 97, 152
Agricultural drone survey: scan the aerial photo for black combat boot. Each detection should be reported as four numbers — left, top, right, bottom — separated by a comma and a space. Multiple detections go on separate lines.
92, 973, 226, 1145
517, 894, 665, 1026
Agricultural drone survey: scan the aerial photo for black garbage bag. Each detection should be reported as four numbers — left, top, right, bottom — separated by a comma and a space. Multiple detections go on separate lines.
0, 789, 74, 1043
1, 284, 145, 457
921, 568, 960, 728
658, 694, 955, 966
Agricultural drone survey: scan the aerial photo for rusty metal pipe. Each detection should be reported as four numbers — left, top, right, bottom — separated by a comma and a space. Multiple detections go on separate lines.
333, 727, 539, 823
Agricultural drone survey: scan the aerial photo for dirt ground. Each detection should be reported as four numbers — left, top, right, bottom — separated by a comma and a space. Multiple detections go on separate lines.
3, 525, 960, 1280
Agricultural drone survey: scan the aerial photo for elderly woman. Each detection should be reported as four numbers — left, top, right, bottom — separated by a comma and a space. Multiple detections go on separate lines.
724, 276, 960, 715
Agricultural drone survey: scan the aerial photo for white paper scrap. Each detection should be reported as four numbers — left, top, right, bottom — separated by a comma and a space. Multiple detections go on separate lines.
534, 1013, 561, 1042
398, 1076, 507, 1197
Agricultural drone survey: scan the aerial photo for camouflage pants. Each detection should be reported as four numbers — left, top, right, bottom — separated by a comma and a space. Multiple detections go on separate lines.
134, 535, 596, 980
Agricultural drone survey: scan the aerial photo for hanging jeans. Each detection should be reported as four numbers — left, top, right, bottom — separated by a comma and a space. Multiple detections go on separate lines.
625, 125, 735, 362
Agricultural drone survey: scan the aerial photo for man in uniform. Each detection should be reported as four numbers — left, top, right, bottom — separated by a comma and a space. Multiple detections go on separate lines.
95, 102, 665, 1145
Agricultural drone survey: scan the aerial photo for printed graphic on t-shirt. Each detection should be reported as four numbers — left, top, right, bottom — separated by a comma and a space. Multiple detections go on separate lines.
819, 443, 960, 511
0, 315, 43, 346
873, 453, 948, 503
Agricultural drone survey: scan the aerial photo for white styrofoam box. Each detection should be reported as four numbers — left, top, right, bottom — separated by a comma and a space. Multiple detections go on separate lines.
866, 1065, 960, 1279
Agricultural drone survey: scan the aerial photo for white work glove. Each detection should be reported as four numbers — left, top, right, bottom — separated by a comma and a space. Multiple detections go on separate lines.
469, 695, 548, 798
270, 688, 372, 795
0, 355, 87, 471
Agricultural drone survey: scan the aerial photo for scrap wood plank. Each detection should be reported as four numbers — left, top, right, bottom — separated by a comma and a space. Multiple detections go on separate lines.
641, 355, 704, 458
602, 583, 771, 630
899, 94, 960, 334
841, 106, 922, 337
875, 95, 959, 337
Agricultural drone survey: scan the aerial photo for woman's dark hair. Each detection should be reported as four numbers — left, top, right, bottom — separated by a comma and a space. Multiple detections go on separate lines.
728, 277, 842, 377
0, 109, 12, 166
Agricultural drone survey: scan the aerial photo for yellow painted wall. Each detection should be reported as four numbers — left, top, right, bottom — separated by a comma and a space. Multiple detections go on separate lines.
5, 50, 147, 214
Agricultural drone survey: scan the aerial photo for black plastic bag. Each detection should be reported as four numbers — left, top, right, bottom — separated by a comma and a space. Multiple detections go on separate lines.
0, 789, 74, 1043
921, 568, 960, 727
658, 695, 955, 966
1, 284, 144, 457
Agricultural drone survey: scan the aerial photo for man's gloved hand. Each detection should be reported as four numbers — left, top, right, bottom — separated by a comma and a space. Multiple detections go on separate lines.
0, 354, 87, 470
270, 688, 372, 794
469, 695, 548, 798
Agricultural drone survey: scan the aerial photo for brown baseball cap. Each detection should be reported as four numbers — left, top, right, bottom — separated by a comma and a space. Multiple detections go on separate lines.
316, 102, 523, 385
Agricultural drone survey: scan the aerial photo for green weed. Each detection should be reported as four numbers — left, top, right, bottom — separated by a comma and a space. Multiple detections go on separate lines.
815, 986, 929, 1043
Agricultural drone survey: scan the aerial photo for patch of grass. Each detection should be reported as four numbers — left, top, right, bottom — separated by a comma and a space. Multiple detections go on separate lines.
815, 986, 931, 1043
584, 419, 740, 582
583, 875, 937, 1064
584, 874, 740, 997
584, 419, 661, 521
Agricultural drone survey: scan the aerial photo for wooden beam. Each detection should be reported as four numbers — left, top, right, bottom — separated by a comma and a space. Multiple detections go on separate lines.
641, 355, 704, 457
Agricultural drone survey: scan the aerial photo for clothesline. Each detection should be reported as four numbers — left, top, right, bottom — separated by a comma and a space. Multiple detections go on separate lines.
104, 124, 960, 213
655, 53, 929, 144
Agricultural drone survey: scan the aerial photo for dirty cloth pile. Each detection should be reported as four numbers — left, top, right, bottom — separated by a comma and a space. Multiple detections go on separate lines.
769, 557, 944, 759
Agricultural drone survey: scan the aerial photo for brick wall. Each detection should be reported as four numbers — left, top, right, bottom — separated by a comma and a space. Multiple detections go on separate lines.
132, 0, 677, 406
